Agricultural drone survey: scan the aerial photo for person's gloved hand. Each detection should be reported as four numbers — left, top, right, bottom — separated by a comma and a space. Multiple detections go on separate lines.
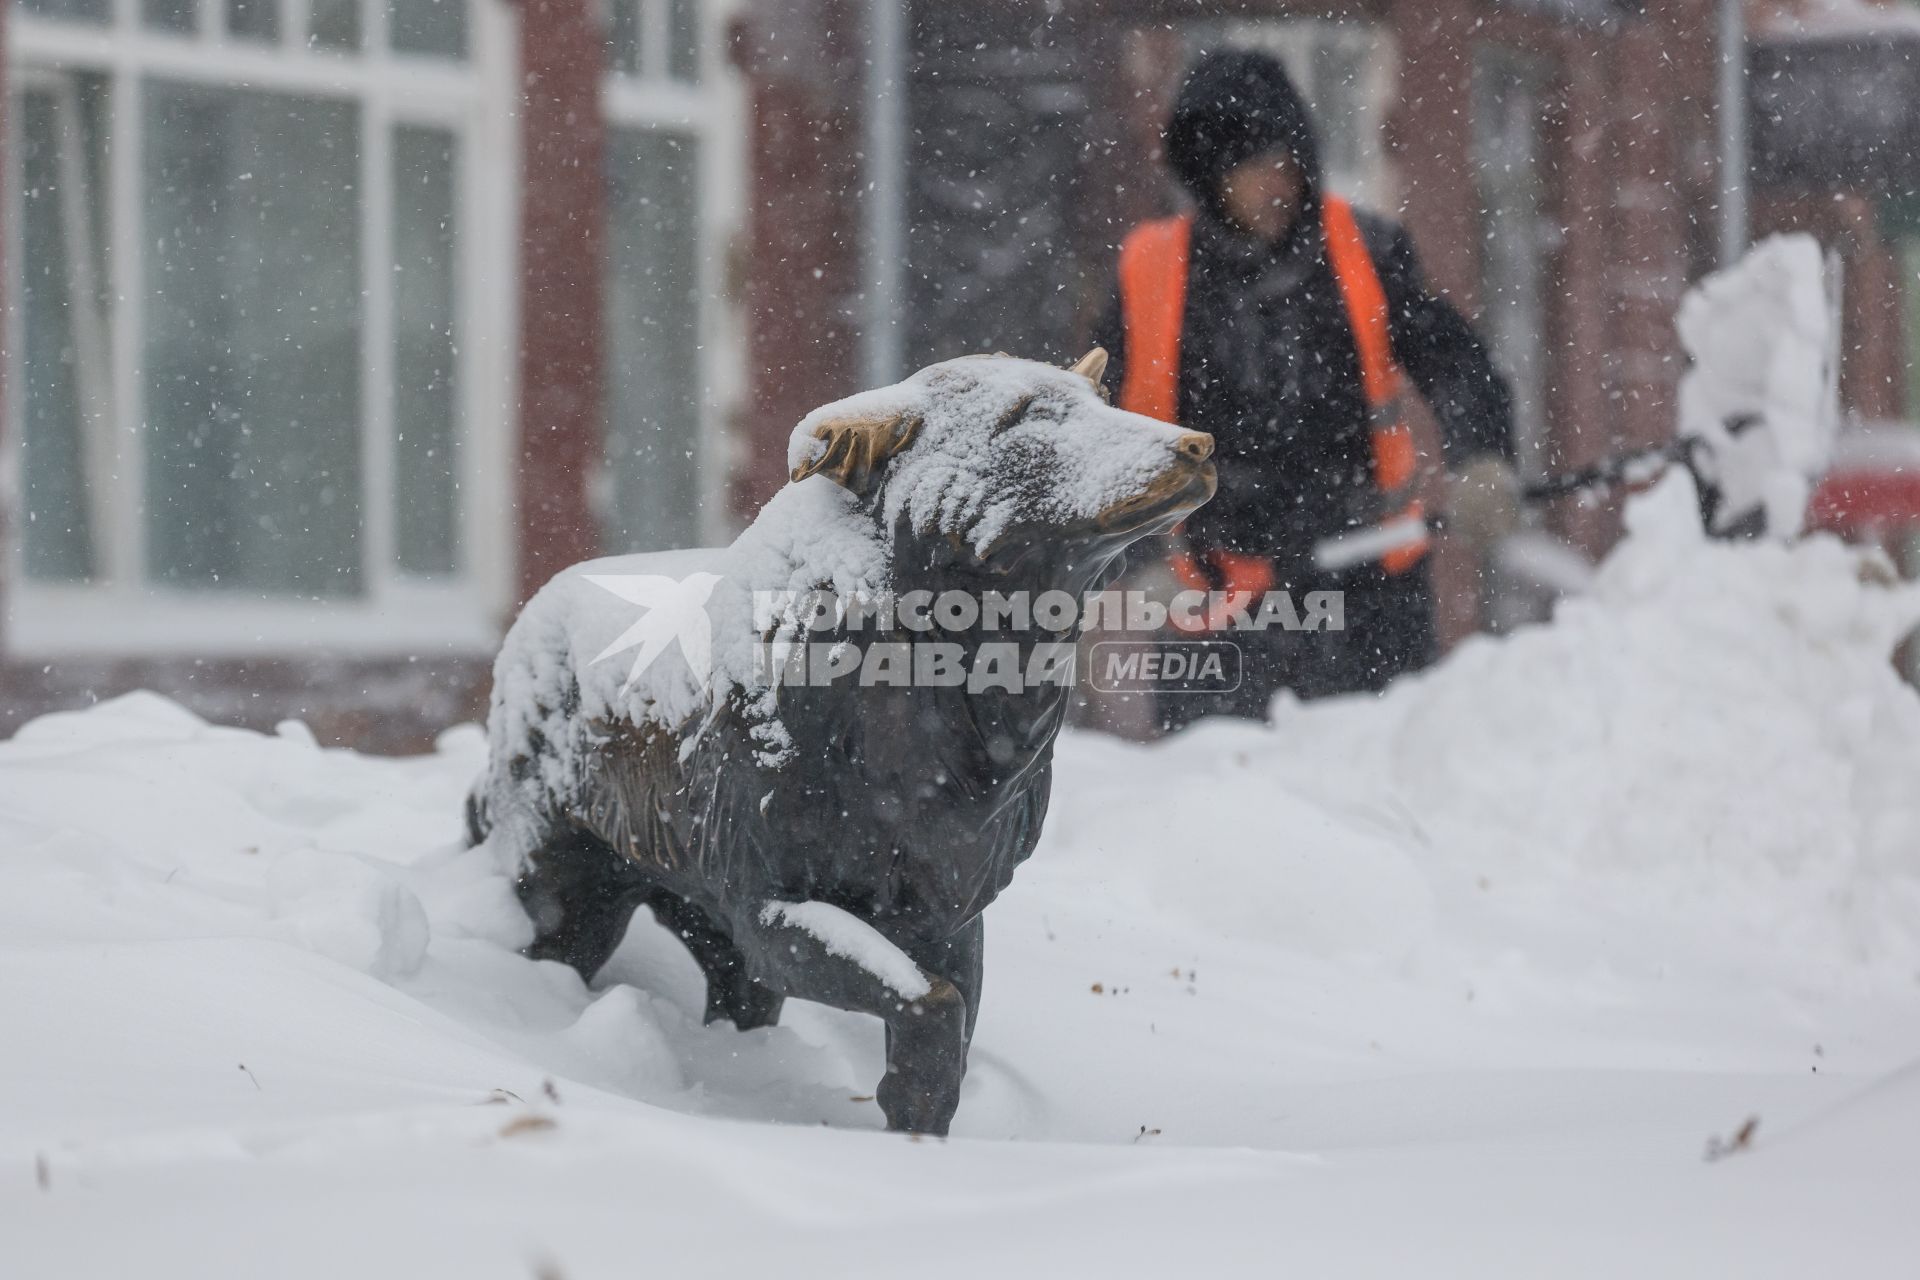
1445, 455, 1522, 552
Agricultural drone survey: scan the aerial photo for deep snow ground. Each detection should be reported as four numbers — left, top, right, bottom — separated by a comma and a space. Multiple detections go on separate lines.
6, 477, 1920, 1277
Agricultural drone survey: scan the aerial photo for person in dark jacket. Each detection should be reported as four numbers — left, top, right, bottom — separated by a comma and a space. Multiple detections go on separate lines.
1092, 49, 1519, 725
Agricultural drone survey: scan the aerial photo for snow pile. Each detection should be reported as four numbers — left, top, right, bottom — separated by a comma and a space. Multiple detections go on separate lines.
1055, 473, 1920, 995
7, 477, 1920, 1274
1676, 233, 1839, 535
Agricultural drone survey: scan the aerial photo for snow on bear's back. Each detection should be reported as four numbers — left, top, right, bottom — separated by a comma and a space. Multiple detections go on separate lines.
486, 479, 891, 779
485, 546, 736, 797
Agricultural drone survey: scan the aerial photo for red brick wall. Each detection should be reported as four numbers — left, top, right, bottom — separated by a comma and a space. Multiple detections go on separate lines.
517, 0, 610, 605
1389, 0, 1483, 308
1754, 190, 1910, 420
1547, 19, 1622, 556
728, 2, 867, 514
1388, 0, 1498, 641
1392, 0, 1722, 559
1573, 1, 1712, 553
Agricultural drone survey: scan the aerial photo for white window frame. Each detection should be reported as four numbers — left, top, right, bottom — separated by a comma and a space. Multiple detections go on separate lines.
4, 0, 520, 657
598, 0, 745, 551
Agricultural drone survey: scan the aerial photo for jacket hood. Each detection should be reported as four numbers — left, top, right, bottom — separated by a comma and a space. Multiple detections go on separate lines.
1164, 50, 1323, 217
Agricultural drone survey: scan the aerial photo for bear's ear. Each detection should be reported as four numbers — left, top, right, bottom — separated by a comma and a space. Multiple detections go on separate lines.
1067, 347, 1109, 389
791, 410, 921, 493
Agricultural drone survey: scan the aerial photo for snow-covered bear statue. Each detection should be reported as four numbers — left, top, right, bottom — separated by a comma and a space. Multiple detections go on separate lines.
468, 350, 1214, 1133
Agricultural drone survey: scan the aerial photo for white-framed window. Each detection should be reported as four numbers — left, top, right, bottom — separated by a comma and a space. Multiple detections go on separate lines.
595, 0, 742, 554
1188, 18, 1399, 209
5, 0, 518, 655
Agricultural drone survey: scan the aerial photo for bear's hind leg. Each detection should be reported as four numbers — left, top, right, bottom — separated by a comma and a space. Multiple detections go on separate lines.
646, 890, 786, 1030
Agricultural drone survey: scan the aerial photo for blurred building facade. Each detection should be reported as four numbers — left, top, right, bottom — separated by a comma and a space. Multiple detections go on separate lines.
1, 0, 1913, 746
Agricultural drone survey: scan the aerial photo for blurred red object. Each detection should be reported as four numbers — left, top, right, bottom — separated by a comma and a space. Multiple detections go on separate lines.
1808, 422, 1920, 685
1806, 422, 1920, 545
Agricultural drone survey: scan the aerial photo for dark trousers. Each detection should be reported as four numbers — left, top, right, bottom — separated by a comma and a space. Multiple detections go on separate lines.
1157, 561, 1437, 731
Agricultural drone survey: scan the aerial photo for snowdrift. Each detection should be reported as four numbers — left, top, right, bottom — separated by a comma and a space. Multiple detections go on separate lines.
6, 474, 1920, 1276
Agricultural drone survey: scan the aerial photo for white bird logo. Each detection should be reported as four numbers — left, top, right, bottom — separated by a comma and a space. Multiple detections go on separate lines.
583, 572, 724, 693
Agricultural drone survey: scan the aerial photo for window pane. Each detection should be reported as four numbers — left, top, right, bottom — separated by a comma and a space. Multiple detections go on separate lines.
143, 80, 364, 597
667, 0, 699, 82
227, 0, 280, 42
602, 128, 701, 554
308, 0, 361, 50
1906, 239, 1920, 423
388, 0, 466, 59
391, 126, 459, 576
1473, 52, 1553, 478
18, 85, 109, 582
17, 0, 110, 24
605, 0, 641, 77
1311, 35, 1366, 175
143, 0, 197, 35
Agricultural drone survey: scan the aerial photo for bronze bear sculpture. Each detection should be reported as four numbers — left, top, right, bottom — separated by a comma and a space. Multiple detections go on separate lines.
468, 351, 1215, 1133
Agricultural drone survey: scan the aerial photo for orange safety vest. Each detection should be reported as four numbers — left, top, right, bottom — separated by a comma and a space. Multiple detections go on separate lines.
1118, 196, 1429, 605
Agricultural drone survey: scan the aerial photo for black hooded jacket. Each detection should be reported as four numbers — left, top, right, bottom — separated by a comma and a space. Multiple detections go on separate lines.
1093, 51, 1515, 569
